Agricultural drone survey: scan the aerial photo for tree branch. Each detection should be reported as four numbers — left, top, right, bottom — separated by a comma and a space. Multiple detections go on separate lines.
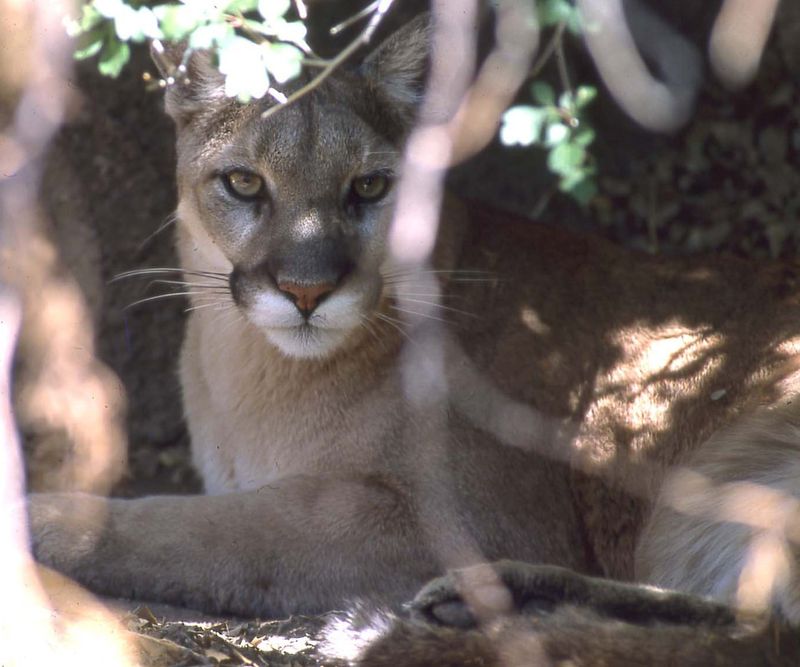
260, 0, 395, 119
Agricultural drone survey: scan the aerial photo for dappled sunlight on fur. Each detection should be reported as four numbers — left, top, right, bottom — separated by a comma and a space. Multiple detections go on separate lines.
581, 324, 725, 464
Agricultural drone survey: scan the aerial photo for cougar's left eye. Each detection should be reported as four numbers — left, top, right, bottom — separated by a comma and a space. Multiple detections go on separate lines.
224, 171, 264, 199
350, 172, 391, 203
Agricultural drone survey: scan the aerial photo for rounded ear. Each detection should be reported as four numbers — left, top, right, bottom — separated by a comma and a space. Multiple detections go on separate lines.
360, 13, 431, 113
149, 41, 225, 128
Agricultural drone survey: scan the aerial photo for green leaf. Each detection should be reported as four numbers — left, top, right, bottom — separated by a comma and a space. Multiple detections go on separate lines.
93, 0, 125, 19
155, 5, 200, 41
538, 0, 571, 27
575, 85, 597, 109
74, 39, 105, 61
258, 0, 290, 21
564, 7, 585, 35
564, 177, 597, 205
531, 81, 555, 106
189, 22, 235, 49
73, 25, 106, 60
573, 127, 595, 148
98, 37, 130, 77
65, 4, 103, 37
548, 141, 585, 174
538, 0, 583, 34
226, 0, 260, 12
559, 167, 589, 191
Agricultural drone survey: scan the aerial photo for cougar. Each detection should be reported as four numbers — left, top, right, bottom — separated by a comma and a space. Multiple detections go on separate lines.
28, 13, 800, 664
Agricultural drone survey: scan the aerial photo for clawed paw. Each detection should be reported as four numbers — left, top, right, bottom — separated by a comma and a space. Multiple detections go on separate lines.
408, 560, 736, 630
408, 560, 569, 628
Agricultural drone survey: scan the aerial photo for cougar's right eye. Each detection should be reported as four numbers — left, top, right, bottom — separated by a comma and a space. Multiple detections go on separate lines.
223, 171, 264, 199
350, 172, 391, 204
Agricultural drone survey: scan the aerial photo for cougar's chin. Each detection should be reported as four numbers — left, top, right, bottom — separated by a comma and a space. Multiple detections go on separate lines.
265, 325, 353, 359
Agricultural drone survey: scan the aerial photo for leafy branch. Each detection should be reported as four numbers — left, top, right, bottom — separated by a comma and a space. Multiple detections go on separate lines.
499, 0, 598, 205
66, 0, 598, 205
67, 0, 316, 100
261, 0, 396, 119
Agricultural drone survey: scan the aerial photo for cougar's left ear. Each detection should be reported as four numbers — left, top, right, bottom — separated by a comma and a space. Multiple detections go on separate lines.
360, 12, 431, 114
150, 41, 226, 128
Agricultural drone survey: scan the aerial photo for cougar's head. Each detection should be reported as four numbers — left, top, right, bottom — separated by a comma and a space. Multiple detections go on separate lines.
155, 16, 429, 359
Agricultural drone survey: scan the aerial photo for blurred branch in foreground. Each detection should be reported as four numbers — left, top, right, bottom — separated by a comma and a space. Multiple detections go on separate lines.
388, 0, 539, 621
0, 0, 134, 663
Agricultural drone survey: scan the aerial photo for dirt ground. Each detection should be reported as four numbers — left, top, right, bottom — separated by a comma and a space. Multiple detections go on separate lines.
17, 1, 800, 664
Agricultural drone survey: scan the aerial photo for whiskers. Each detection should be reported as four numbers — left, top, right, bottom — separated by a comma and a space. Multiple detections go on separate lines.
135, 213, 179, 256
381, 267, 491, 328
392, 297, 477, 320
113, 267, 229, 283
357, 313, 388, 350
382, 267, 496, 285
374, 311, 414, 345
112, 267, 232, 313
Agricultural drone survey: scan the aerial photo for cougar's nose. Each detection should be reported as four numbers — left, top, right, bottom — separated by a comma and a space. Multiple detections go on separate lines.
277, 281, 335, 316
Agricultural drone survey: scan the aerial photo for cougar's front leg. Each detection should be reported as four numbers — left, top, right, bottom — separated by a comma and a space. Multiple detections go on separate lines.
29, 475, 436, 616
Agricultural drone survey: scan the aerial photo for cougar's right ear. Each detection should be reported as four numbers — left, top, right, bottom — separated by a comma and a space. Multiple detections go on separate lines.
149, 41, 225, 127
360, 13, 431, 118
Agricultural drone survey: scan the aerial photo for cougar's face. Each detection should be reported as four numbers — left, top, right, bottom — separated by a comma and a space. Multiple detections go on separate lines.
174, 90, 403, 359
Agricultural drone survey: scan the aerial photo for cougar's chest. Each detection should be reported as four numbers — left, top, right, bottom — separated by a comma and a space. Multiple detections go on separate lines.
182, 312, 402, 493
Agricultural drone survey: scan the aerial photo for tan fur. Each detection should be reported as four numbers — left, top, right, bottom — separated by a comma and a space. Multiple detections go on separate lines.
638, 403, 800, 622
27, 15, 800, 663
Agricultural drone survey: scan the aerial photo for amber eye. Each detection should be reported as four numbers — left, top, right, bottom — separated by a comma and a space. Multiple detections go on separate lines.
224, 171, 264, 199
350, 173, 390, 203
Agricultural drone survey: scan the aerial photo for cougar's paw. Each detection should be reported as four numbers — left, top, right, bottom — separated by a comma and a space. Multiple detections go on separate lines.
409, 560, 737, 630
409, 560, 566, 628
28, 492, 111, 574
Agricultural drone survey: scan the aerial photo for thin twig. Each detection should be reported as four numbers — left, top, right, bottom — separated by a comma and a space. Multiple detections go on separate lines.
267, 87, 288, 103
531, 185, 556, 219
261, 0, 396, 119
554, 22, 573, 97
301, 57, 330, 68
150, 38, 181, 82
227, 13, 313, 55
529, 21, 566, 80
330, 0, 380, 36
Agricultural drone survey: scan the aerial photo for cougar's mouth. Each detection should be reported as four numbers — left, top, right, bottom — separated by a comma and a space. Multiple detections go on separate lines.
262, 320, 354, 360
233, 284, 366, 359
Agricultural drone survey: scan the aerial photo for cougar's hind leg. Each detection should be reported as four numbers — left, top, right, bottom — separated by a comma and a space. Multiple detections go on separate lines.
636, 404, 800, 623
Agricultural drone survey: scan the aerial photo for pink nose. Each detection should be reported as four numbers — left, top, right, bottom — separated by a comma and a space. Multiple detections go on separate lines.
277, 282, 335, 314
